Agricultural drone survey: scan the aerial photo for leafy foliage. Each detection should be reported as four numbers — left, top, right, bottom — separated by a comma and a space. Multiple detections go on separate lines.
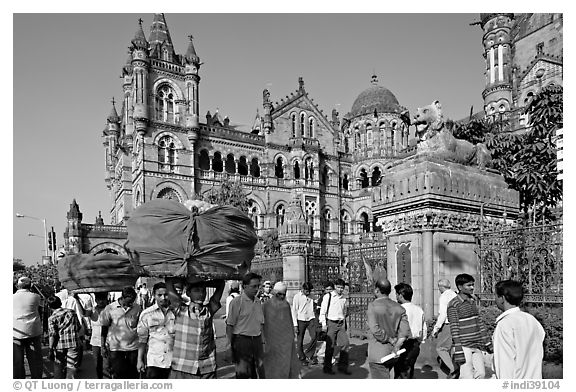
13, 263, 59, 297
452, 85, 563, 219
201, 177, 250, 213
262, 228, 281, 255
13, 258, 26, 272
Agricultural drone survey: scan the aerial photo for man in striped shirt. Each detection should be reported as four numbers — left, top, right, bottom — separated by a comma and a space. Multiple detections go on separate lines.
447, 273, 492, 379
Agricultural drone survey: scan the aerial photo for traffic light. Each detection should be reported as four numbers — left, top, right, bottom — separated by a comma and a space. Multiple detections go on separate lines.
48, 227, 56, 251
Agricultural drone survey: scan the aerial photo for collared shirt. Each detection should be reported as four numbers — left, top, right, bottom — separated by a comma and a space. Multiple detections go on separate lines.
292, 291, 315, 326
48, 308, 81, 350
13, 289, 42, 339
225, 293, 240, 318
171, 302, 220, 375
319, 291, 347, 325
366, 296, 411, 363
100, 301, 142, 351
226, 292, 264, 336
137, 303, 175, 369
447, 294, 492, 364
57, 289, 87, 337
402, 302, 427, 341
433, 288, 457, 332
89, 306, 106, 347
493, 307, 545, 379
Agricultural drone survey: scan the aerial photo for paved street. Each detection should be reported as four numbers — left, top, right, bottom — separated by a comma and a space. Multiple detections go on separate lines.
30, 317, 493, 379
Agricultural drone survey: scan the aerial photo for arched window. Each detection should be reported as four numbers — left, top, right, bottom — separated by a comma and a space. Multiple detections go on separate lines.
248, 200, 261, 229
366, 124, 373, 146
344, 137, 350, 153
294, 161, 301, 179
360, 168, 369, 188
322, 166, 330, 186
342, 174, 349, 190
341, 211, 351, 235
276, 204, 286, 227
156, 85, 176, 123
250, 158, 261, 177
323, 210, 332, 233
291, 113, 297, 138
354, 128, 361, 150
360, 212, 370, 233
304, 158, 314, 180
300, 113, 306, 136
157, 187, 180, 202
371, 166, 382, 186
199, 150, 210, 170
308, 117, 314, 138
158, 135, 176, 171
225, 154, 236, 174
387, 127, 394, 156
275, 157, 284, 178
135, 190, 141, 208
238, 156, 248, 176
212, 152, 223, 172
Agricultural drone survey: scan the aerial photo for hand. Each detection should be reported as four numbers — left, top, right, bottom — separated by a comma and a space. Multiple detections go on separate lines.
432, 330, 439, 339
295, 326, 299, 335
137, 358, 146, 373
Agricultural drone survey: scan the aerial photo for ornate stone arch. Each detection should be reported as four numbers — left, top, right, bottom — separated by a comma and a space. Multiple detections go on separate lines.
151, 181, 188, 202
153, 131, 184, 149
355, 164, 370, 178
89, 242, 127, 256
152, 78, 183, 101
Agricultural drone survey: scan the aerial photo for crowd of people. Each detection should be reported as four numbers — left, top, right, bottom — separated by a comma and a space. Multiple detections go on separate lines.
13, 271, 546, 380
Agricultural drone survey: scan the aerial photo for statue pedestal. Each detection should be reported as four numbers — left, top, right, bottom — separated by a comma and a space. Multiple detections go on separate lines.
372, 155, 519, 319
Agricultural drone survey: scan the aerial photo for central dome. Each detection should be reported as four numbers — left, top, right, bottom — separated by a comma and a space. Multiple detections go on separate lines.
350, 80, 401, 118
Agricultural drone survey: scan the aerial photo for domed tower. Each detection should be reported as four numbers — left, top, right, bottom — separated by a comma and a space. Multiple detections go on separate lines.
342, 74, 409, 190
480, 13, 515, 119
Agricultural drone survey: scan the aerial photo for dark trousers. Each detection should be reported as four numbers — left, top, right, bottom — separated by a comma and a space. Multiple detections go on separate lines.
109, 350, 139, 379
296, 319, 318, 360
324, 319, 349, 371
232, 334, 265, 379
13, 336, 43, 379
394, 339, 421, 379
369, 362, 393, 379
92, 346, 111, 379
146, 366, 171, 379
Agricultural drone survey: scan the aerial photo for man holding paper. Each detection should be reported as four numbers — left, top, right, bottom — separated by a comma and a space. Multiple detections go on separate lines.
366, 278, 411, 379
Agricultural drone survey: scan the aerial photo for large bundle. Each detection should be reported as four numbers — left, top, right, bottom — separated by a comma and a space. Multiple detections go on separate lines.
126, 199, 257, 280
57, 253, 140, 293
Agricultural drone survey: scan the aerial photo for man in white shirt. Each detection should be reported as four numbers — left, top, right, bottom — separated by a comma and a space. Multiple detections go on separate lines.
319, 278, 350, 375
224, 281, 241, 319
431, 278, 458, 377
292, 282, 317, 365
394, 283, 426, 379
493, 280, 545, 379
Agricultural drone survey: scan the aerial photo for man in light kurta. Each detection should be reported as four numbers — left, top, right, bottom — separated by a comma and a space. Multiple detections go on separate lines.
262, 282, 301, 378
493, 280, 545, 379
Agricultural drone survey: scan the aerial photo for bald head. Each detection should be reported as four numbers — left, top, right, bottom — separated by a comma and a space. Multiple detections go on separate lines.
375, 278, 392, 295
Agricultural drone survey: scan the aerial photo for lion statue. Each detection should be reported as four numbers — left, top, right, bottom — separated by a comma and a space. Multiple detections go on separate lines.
412, 100, 492, 169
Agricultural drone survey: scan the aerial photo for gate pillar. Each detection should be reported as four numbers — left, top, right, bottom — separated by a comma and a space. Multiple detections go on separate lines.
422, 229, 434, 319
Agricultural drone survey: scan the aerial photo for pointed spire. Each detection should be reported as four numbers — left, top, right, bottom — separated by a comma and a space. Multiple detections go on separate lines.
95, 211, 104, 226
298, 77, 305, 92
108, 97, 120, 123
251, 108, 262, 132
148, 13, 173, 48
185, 34, 200, 64
131, 18, 148, 50
67, 199, 83, 221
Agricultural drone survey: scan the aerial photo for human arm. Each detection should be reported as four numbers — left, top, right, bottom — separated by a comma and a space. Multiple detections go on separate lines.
366, 302, 388, 344
292, 294, 299, 330
394, 310, 411, 352
47, 316, 58, 359
208, 280, 225, 315
100, 306, 111, 357
136, 312, 149, 373
446, 300, 465, 365
492, 322, 515, 379
319, 293, 329, 330
432, 293, 448, 336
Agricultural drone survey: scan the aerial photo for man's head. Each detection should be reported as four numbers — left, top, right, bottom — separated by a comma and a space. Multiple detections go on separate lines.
437, 278, 451, 293
173, 279, 186, 296
394, 282, 413, 304
242, 272, 262, 300
94, 292, 108, 308
17, 276, 32, 290
262, 280, 272, 294
273, 281, 288, 300
323, 281, 334, 293
334, 278, 345, 296
152, 282, 169, 307
302, 282, 313, 296
119, 286, 137, 308
375, 278, 392, 296
455, 273, 475, 297
229, 281, 240, 294
187, 281, 207, 305
495, 280, 524, 311
47, 295, 62, 310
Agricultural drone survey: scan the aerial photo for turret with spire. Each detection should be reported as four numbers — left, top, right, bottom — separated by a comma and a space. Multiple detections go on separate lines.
148, 13, 176, 62
184, 34, 201, 131
131, 18, 150, 135
64, 199, 83, 254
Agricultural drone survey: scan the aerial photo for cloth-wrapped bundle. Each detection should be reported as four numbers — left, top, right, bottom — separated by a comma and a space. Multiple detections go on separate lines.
57, 253, 140, 293
126, 199, 257, 280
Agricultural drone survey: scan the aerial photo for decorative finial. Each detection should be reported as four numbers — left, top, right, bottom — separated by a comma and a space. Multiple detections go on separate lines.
188, 34, 194, 41
111, 97, 116, 106
298, 77, 304, 91
138, 18, 143, 25
371, 73, 378, 85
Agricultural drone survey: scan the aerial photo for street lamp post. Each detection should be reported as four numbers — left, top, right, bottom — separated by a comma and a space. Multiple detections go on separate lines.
16, 213, 49, 258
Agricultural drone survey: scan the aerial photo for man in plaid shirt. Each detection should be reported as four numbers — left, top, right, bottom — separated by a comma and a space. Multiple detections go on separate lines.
47, 295, 82, 379
169, 278, 225, 379
447, 273, 492, 379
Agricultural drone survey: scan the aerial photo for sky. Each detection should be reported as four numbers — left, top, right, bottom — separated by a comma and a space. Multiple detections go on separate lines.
10, 10, 560, 266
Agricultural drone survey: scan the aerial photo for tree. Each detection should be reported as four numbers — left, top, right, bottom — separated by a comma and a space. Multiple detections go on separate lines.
262, 229, 281, 255
13, 258, 26, 272
452, 85, 562, 220
201, 177, 250, 213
